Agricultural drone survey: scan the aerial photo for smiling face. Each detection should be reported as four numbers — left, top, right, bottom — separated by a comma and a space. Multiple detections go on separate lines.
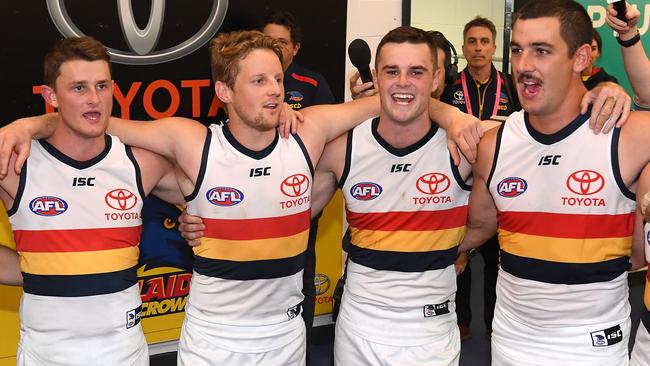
42, 59, 113, 139
374, 42, 439, 125
218, 49, 284, 131
462, 26, 496, 70
510, 17, 589, 119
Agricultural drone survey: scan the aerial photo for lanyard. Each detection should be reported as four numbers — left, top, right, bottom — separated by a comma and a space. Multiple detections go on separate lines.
461, 70, 502, 118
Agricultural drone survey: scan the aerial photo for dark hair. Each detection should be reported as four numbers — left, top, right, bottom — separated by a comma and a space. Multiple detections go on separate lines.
463, 16, 497, 42
428, 31, 451, 69
376, 26, 438, 70
513, 0, 592, 56
262, 10, 302, 45
209, 30, 283, 87
592, 28, 602, 54
43, 36, 111, 87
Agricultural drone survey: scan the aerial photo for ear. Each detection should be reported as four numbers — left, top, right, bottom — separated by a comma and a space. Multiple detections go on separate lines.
371, 68, 378, 87
432, 68, 441, 95
41, 85, 59, 109
293, 42, 301, 56
214, 81, 233, 104
572, 43, 591, 73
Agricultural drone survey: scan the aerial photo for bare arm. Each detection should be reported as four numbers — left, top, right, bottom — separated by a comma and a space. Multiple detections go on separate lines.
0, 113, 58, 178
632, 164, 650, 270
607, 2, 650, 106
0, 245, 21, 286
430, 99, 483, 165
311, 133, 347, 215
300, 96, 379, 145
458, 130, 499, 251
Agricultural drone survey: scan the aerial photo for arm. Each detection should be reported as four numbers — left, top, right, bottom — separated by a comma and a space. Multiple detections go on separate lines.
349, 71, 377, 100
311, 133, 347, 215
580, 82, 631, 133
431, 99, 483, 165
300, 95, 379, 144
0, 245, 21, 286
607, 2, 650, 106
632, 163, 650, 270
458, 130, 499, 251
0, 113, 58, 178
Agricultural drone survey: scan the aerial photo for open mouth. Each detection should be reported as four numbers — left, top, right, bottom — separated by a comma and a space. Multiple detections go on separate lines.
82, 111, 101, 121
518, 76, 542, 99
263, 102, 279, 110
391, 93, 415, 105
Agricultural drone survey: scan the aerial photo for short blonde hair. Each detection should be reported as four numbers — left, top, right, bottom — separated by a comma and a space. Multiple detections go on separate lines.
209, 30, 283, 88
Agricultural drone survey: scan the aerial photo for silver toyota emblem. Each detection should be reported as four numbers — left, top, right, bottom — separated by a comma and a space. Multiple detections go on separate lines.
46, 0, 228, 65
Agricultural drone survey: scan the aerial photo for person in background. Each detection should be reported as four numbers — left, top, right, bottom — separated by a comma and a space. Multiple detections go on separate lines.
442, 16, 520, 341
582, 28, 618, 91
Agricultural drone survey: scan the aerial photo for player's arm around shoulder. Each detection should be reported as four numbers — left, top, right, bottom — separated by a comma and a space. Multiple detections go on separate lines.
107, 116, 208, 163
311, 133, 348, 215
0, 245, 21, 286
130, 147, 184, 205
298, 96, 379, 165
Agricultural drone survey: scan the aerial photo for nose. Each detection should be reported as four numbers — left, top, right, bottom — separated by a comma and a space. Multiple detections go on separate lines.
514, 50, 534, 76
87, 87, 100, 105
269, 78, 282, 97
397, 71, 409, 86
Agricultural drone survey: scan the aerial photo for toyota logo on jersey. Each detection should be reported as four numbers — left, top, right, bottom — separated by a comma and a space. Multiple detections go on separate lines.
280, 174, 310, 197
105, 189, 138, 210
206, 187, 244, 206
566, 170, 604, 195
350, 182, 382, 201
29, 196, 68, 216
416, 173, 450, 195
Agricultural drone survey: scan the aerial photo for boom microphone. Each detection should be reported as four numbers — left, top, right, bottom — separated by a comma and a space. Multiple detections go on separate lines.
348, 39, 373, 83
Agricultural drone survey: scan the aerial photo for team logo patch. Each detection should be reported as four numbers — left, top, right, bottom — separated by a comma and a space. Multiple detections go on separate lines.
350, 182, 382, 200
29, 196, 68, 216
590, 324, 623, 347
647, 230, 650, 246
105, 189, 138, 210
423, 301, 450, 317
206, 187, 244, 206
497, 177, 528, 197
126, 305, 142, 329
566, 170, 604, 195
287, 304, 302, 320
453, 90, 464, 101
287, 90, 304, 102
416, 172, 450, 194
280, 174, 310, 197
314, 273, 331, 296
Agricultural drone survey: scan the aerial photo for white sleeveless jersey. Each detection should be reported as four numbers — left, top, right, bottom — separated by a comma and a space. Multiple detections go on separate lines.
185, 124, 312, 333
489, 110, 635, 327
11, 135, 146, 365
340, 118, 470, 345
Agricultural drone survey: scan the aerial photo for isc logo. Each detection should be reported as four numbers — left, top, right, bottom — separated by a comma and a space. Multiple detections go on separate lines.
497, 177, 527, 197
29, 196, 68, 216
206, 187, 244, 206
350, 182, 382, 201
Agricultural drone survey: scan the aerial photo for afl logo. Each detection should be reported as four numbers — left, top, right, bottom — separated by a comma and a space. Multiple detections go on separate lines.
206, 187, 244, 206
29, 196, 68, 216
497, 177, 528, 197
566, 170, 604, 195
416, 173, 450, 194
105, 189, 138, 210
350, 182, 382, 201
280, 174, 310, 197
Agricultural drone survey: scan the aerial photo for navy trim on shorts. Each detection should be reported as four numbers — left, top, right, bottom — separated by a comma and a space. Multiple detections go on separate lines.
22, 266, 138, 297
184, 128, 212, 202
500, 250, 630, 285
194, 252, 305, 280
348, 244, 458, 272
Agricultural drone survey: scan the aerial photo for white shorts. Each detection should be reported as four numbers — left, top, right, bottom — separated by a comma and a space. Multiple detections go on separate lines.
17, 284, 148, 366
630, 310, 650, 366
178, 311, 306, 366
491, 305, 630, 366
333, 315, 460, 366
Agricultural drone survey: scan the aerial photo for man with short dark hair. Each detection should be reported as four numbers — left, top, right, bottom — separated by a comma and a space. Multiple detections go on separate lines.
461, 1, 650, 363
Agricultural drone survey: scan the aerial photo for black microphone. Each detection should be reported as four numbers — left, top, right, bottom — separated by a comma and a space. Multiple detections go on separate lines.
608, 0, 628, 23
348, 39, 373, 84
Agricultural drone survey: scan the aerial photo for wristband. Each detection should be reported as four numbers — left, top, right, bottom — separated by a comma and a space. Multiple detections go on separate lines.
617, 31, 641, 47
